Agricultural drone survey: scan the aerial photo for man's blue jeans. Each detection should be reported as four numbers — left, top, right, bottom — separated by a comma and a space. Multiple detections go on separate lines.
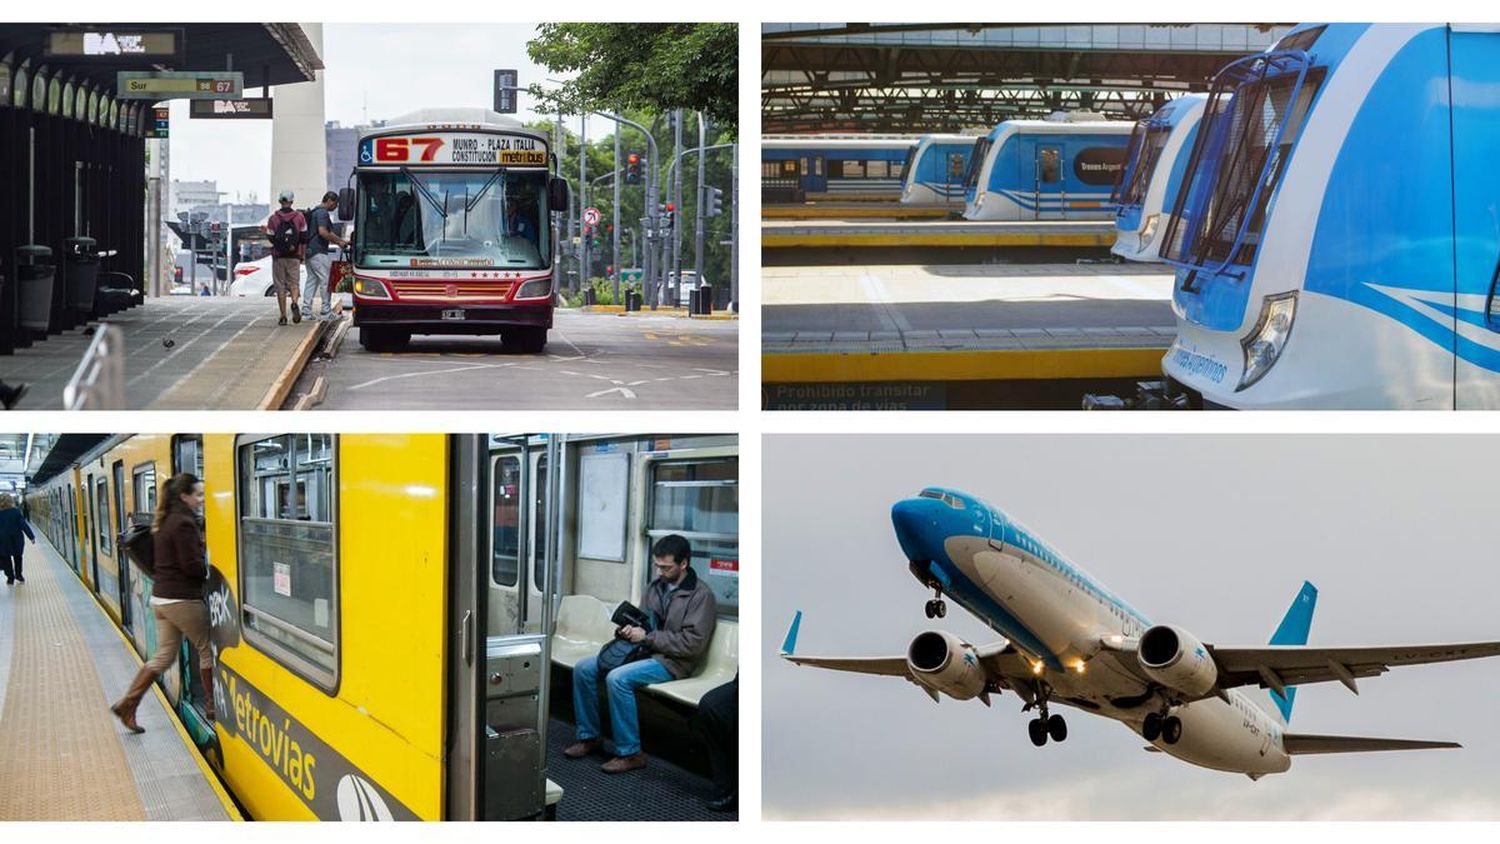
573, 654, 674, 757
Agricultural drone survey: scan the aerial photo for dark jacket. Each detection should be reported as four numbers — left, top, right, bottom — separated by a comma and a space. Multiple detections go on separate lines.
641, 566, 718, 680
152, 501, 206, 600
0, 508, 35, 556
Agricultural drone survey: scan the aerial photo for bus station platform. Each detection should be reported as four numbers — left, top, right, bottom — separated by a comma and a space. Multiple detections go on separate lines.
763, 202, 953, 220
763, 219, 1117, 249
0, 532, 239, 821
1, 297, 331, 411
762, 262, 1176, 409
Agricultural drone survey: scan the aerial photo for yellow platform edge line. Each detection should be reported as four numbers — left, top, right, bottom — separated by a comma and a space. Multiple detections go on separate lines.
762, 207, 952, 219
50, 530, 245, 822
762, 346, 1167, 382
762, 233, 1115, 248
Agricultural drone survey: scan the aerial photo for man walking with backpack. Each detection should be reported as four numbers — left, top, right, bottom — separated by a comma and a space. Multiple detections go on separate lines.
304, 191, 350, 321
260, 189, 306, 325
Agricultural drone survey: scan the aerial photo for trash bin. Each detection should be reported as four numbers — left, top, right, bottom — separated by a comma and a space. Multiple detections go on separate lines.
699, 283, 713, 316
65, 236, 100, 322
16, 245, 56, 342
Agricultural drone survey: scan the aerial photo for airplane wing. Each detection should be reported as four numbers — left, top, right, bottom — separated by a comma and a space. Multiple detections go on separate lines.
783, 654, 908, 676
1281, 734, 1461, 755
1206, 642, 1500, 696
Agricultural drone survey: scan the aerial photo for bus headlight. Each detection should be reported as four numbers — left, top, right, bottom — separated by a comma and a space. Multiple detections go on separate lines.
1140, 214, 1161, 246
515, 278, 552, 300
1237, 291, 1297, 392
353, 277, 393, 300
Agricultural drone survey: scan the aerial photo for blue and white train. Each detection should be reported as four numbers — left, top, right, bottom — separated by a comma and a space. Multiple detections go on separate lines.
1147, 23, 1500, 409
899, 134, 980, 206
1111, 93, 1208, 262
761, 135, 919, 200
962, 114, 1134, 221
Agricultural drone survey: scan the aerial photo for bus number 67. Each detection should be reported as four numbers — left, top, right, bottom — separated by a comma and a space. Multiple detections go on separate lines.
375, 137, 444, 163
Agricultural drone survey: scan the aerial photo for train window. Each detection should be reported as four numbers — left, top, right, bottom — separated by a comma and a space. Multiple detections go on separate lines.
867, 160, 889, 179
112, 460, 127, 539
236, 434, 339, 691
963, 138, 991, 188
838, 160, 864, 178
1039, 149, 1060, 184
531, 453, 549, 592
131, 463, 156, 521
94, 476, 112, 555
172, 434, 204, 480
492, 455, 521, 587
648, 458, 739, 618
781, 160, 797, 176
760, 161, 779, 179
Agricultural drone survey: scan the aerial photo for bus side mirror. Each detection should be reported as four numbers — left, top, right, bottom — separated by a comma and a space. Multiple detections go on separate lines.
338, 188, 355, 222
548, 177, 570, 212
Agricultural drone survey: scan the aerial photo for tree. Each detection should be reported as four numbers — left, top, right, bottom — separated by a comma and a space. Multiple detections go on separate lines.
527, 24, 737, 134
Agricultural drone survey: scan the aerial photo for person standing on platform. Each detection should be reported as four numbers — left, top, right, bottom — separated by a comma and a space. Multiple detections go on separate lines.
260, 190, 306, 325
0, 493, 36, 585
304, 191, 350, 321
111, 474, 216, 733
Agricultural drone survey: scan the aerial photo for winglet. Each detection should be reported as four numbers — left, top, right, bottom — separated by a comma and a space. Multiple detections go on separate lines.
1267, 580, 1318, 722
781, 610, 803, 656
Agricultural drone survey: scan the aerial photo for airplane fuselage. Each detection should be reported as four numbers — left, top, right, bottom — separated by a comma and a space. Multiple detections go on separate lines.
895, 491, 1292, 776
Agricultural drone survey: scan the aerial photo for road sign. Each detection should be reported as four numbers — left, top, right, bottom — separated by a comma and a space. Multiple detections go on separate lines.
45, 29, 184, 64
583, 207, 602, 226
147, 106, 170, 139
493, 69, 519, 114
190, 98, 274, 119
620, 268, 643, 282
117, 71, 243, 101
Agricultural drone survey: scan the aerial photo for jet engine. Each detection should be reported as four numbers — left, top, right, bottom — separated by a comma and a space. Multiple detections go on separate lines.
906, 630, 986, 701
1137, 624, 1218, 697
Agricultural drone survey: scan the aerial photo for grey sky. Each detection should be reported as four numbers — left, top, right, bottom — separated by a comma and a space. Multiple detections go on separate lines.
168, 23, 584, 202
763, 435, 1500, 820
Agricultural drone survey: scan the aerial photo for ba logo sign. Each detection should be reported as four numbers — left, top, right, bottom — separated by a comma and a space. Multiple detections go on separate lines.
336, 775, 394, 821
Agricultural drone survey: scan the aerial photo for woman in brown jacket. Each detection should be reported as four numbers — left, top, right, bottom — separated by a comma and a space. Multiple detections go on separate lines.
110, 473, 216, 733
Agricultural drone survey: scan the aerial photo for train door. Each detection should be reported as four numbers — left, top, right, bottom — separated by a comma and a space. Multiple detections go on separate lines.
1452, 26, 1500, 407
803, 155, 826, 193
1036, 143, 1063, 220
446, 434, 561, 820
112, 460, 130, 628
85, 475, 100, 592
64, 484, 78, 572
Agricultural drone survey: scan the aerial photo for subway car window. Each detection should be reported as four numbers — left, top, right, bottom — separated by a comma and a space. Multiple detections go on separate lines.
649, 458, 739, 617
531, 453, 549, 592
236, 434, 339, 690
95, 476, 112, 554
172, 434, 204, 479
132, 463, 157, 518
492, 455, 521, 587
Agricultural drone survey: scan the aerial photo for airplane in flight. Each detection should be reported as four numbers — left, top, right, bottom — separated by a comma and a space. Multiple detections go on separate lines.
780, 486, 1500, 778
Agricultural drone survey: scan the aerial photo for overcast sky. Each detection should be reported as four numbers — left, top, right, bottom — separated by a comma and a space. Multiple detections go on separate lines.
763, 435, 1500, 820
168, 23, 583, 202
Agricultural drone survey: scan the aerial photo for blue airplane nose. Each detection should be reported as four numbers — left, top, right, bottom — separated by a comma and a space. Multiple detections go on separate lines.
891, 498, 941, 562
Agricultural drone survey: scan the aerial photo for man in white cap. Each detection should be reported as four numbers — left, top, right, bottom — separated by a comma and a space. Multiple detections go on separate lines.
260, 189, 307, 325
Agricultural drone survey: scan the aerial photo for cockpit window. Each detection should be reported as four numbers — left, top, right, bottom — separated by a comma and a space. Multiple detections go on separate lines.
918, 489, 966, 509
918, 489, 944, 500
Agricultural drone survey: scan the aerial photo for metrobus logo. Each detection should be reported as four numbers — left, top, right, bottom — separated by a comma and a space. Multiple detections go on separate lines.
369, 137, 445, 163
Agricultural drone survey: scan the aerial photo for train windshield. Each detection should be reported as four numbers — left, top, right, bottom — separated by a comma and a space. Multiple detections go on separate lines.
962, 137, 992, 188
355, 169, 551, 270
901, 145, 920, 183
1113, 119, 1148, 204
1161, 57, 1323, 270
1117, 123, 1170, 207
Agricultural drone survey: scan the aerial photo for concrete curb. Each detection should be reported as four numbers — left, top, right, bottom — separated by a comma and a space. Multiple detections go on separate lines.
258, 318, 334, 410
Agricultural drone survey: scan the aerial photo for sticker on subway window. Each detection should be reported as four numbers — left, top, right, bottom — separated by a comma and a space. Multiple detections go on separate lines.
709, 559, 739, 577
273, 562, 292, 597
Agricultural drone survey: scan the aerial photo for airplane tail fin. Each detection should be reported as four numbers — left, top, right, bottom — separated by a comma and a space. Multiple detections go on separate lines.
782, 610, 803, 656
1265, 581, 1318, 723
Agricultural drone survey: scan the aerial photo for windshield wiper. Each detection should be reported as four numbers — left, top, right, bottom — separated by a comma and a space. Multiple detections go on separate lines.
464, 168, 505, 214
400, 167, 448, 221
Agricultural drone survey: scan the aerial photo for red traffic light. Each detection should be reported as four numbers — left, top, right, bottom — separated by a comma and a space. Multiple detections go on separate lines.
666, 203, 675, 212
627, 153, 640, 164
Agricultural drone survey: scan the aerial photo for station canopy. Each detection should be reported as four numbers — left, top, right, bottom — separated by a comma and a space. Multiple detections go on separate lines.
0, 24, 321, 95
762, 23, 1293, 133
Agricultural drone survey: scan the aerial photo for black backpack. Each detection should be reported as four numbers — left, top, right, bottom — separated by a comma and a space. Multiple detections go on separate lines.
270, 211, 301, 257
595, 601, 658, 679
300, 207, 321, 246
118, 521, 155, 577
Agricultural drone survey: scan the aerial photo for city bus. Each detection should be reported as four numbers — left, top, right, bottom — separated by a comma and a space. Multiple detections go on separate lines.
338, 108, 569, 353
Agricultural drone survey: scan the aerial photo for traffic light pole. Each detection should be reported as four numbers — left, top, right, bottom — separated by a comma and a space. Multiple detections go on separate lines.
694, 112, 707, 285
578, 113, 587, 295
613, 128, 621, 305
593, 111, 659, 309
672, 109, 683, 308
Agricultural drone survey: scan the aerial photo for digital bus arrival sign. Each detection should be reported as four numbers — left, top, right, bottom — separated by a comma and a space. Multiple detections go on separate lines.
117, 71, 243, 101
45, 29, 184, 64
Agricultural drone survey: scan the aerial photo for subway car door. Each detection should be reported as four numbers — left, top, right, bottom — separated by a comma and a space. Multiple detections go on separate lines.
85, 475, 100, 592
1451, 26, 1500, 407
446, 435, 560, 820
112, 461, 131, 628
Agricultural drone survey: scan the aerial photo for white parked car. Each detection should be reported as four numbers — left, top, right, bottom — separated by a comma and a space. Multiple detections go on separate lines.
227, 255, 305, 298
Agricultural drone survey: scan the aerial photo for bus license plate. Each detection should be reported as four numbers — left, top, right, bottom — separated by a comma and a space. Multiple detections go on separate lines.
441, 309, 466, 321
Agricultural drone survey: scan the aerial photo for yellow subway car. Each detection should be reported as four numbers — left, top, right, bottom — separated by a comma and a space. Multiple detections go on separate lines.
27, 433, 739, 820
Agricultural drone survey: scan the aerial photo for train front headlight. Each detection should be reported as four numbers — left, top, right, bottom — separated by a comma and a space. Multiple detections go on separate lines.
1237, 291, 1297, 392
1140, 214, 1161, 246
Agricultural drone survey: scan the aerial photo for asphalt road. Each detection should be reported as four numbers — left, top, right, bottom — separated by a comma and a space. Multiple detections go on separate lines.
290, 309, 738, 409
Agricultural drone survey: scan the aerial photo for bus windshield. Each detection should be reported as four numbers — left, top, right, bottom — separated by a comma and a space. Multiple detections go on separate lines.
354, 169, 550, 270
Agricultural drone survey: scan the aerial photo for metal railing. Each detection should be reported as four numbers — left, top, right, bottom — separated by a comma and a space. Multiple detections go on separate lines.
63, 324, 125, 410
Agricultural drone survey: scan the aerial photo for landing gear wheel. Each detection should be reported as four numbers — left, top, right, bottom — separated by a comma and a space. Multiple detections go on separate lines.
1046, 713, 1067, 742
934, 600, 947, 618
1162, 715, 1183, 745
923, 600, 936, 619
1141, 712, 1162, 742
1027, 718, 1048, 747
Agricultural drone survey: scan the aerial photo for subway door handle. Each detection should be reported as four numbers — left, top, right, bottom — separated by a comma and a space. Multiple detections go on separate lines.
462, 610, 474, 667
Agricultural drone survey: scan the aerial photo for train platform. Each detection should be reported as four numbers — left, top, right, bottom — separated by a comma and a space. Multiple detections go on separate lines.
763, 202, 953, 220
763, 219, 1117, 248
1, 296, 330, 411
0, 531, 239, 821
763, 262, 1176, 409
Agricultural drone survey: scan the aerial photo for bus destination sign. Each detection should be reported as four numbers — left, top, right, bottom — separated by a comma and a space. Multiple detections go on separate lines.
358, 133, 547, 167
117, 71, 244, 101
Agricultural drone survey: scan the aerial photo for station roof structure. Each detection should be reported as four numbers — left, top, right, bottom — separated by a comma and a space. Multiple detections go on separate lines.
0, 24, 322, 95
27, 434, 109, 486
763, 23, 1294, 133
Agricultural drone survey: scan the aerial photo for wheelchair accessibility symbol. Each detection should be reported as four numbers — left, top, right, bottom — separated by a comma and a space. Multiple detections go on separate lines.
359, 143, 373, 164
